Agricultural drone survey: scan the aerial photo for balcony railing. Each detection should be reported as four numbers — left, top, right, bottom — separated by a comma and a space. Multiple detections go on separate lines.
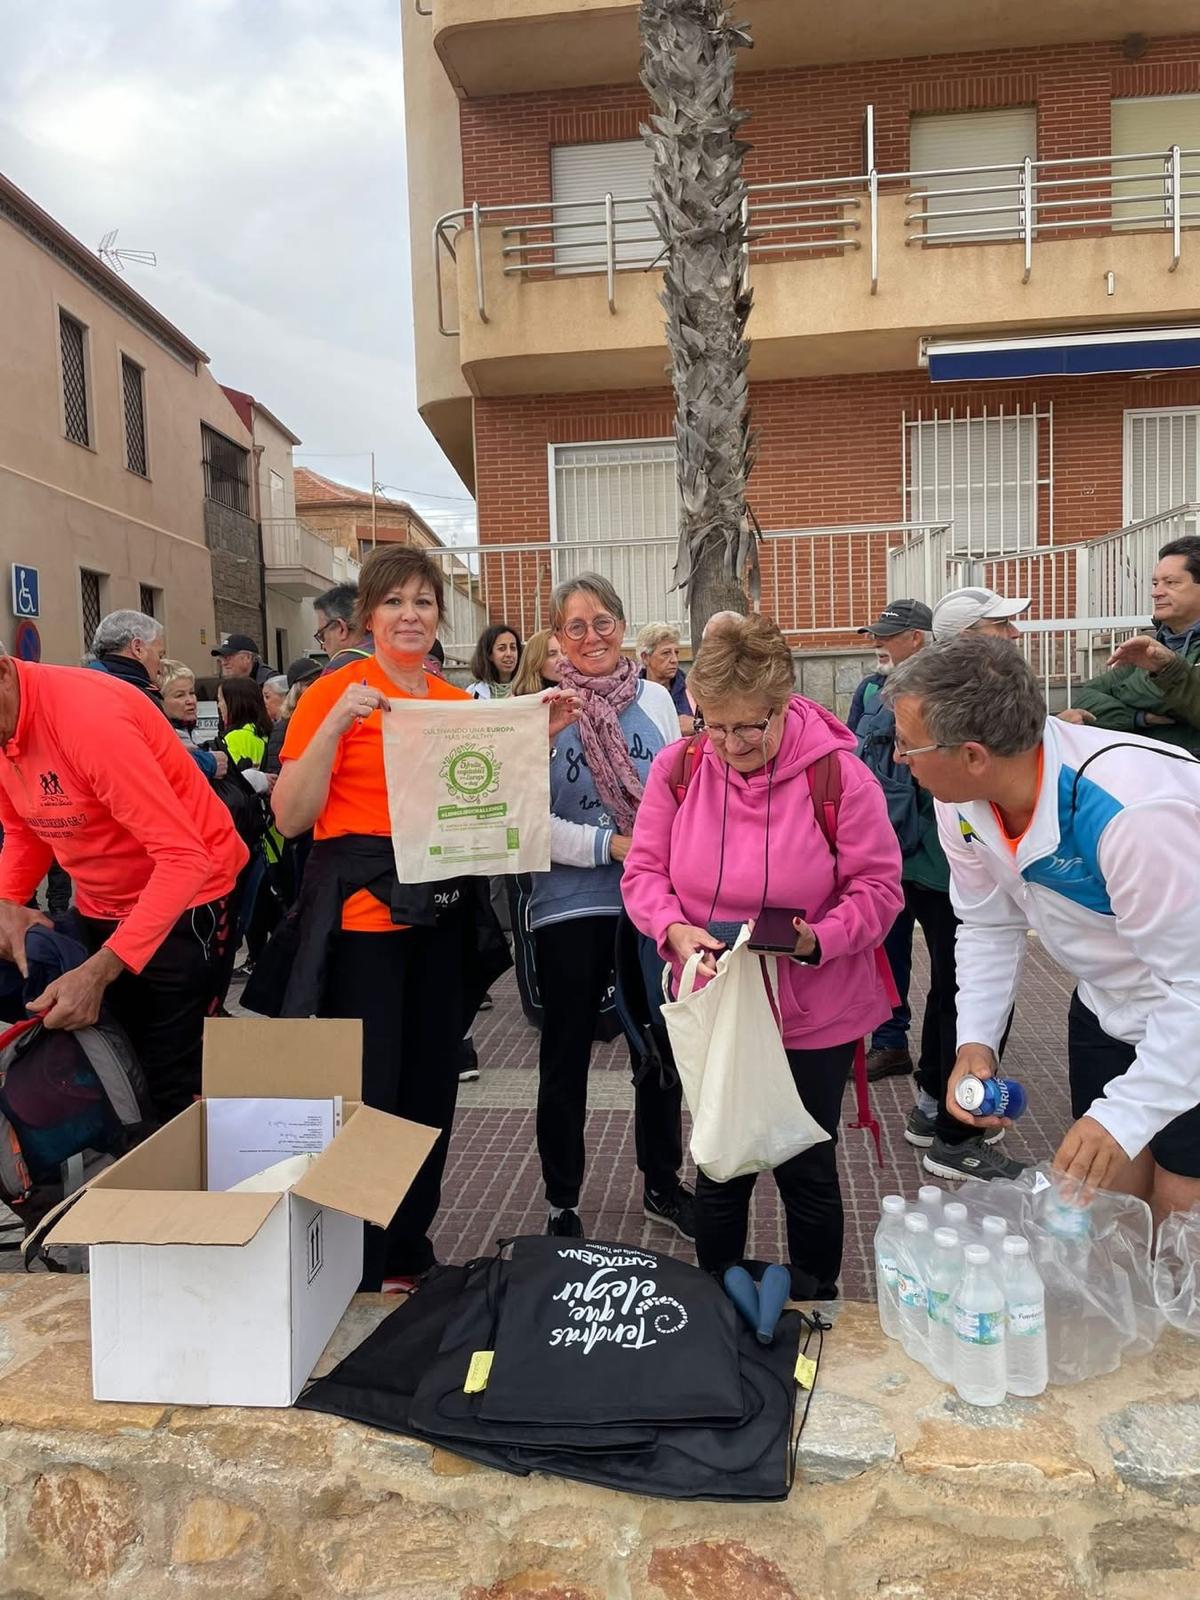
435, 145, 1200, 334
261, 519, 360, 585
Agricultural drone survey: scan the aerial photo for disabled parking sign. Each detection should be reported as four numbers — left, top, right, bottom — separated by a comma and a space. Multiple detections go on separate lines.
10, 565, 39, 619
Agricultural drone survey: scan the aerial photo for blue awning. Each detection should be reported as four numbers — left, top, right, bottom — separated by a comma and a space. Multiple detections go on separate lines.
925, 327, 1200, 383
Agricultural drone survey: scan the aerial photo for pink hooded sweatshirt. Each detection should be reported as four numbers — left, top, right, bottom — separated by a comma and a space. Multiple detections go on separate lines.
621, 696, 904, 1051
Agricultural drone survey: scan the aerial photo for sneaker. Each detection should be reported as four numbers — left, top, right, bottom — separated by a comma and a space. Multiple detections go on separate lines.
643, 1183, 696, 1241
547, 1208, 584, 1239
866, 1046, 914, 1083
457, 1040, 480, 1083
478, 994, 494, 1012
922, 1135, 1027, 1183
905, 1106, 1005, 1149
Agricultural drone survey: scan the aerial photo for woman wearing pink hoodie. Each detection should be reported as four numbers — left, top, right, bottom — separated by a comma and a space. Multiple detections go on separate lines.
621, 616, 903, 1298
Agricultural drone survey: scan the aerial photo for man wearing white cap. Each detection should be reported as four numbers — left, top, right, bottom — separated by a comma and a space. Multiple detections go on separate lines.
931, 587, 1031, 644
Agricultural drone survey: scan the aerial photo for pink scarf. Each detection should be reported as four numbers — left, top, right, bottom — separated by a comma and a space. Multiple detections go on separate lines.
559, 655, 644, 833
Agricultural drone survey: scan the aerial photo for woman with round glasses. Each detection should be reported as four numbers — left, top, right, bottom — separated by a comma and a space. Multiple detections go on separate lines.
622, 614, 902, 1299
532, 572, 692, 1243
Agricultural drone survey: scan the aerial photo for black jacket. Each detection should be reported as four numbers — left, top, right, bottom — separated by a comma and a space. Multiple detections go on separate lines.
88, 654, 164, 708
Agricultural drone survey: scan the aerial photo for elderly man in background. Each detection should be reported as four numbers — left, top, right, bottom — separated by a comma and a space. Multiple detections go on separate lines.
932, 586, 1031, 643
887, 635, 1200, 1219
211, 633, 273, 685
636, 622, 694, 734
314, 583, 373, 675
88, 610, 166, 705
1059, 536, 1200, 753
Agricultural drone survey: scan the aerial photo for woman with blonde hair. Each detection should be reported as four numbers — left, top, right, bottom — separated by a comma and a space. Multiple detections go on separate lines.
512, 629, 564, 696
622, 614, 903, 1299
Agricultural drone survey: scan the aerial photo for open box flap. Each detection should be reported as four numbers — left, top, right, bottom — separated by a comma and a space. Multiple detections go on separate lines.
290, 1105, 438, 1227
201, 1017, 362, 1101
44, 1187, 282, 1248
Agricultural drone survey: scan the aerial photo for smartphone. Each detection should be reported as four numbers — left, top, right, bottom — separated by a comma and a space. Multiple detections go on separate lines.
747, 908, 806, 954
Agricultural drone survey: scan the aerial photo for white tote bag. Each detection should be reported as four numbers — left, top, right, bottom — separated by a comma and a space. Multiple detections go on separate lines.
660, 927, 830, 1184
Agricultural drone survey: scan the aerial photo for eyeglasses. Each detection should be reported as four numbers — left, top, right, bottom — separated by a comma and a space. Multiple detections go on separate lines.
705, 718, 772, 747
313, 619, 340, 646
562, 614, 619, 642
894, 739, 956, 759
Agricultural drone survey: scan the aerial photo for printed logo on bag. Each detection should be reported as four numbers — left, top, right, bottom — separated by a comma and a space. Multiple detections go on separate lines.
441, 743, 501, 802
307, 1212, 323, 1284
550, 1242, 688, 1355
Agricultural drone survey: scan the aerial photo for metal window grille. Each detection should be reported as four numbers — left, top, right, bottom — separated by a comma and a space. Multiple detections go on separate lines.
60, 312, 89, 445
122, 356, 148, 476
201, 424, 250, 515
80, 570, 102, 648
1124, 408, 1200, 534
139, 584, 157, 619
903, 405, 1052, 555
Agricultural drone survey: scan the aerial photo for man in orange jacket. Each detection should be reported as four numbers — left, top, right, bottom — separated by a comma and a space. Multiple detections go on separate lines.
0, 651, 247, 1119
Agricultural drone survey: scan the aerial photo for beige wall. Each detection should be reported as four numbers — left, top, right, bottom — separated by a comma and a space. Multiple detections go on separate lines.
251, 409, 298, 523
0, 211, 253, 670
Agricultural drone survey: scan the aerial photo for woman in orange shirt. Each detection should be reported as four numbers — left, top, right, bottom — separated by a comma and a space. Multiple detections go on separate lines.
273, 546, 492, 1291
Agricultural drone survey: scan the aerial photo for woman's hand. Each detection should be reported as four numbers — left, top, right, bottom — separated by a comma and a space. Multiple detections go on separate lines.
791, 917, 817, 959
609, 833, 632, 862
665, 922, 724, 976
324, 681, 393, 739
543, 687, 582, 742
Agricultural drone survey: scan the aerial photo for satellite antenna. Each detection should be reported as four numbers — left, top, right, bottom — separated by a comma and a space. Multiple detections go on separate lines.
97, 229, 157, 273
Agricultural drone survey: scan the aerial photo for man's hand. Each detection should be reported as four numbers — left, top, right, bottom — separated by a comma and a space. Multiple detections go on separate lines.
1144, 712, 1176, 727
946, 1042, 1007, 1130
665, 922, 724, 977
1109, 636, 1174, 674
27, 948, 124, 1031
1057, 707, 1095, 725
0, 901, 51, 977
211, 751, 230, 780
1053, 1115, 1128, 1194
542, 688, 582, 743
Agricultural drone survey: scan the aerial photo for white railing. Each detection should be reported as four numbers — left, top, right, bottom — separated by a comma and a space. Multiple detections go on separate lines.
435, 145, 1200, 333
1020, 617, 1149, 708
261, 519, 360, 585
760, 522, 950, 637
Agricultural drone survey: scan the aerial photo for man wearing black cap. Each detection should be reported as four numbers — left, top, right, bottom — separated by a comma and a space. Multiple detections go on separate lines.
854, 599, 1023, 1183
211, 634, 273, 686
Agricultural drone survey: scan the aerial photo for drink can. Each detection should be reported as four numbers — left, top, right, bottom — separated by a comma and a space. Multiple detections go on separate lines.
955, 1074, 1027, 1119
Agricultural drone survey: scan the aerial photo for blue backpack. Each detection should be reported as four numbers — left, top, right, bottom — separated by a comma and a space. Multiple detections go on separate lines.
854, 698, 922, 857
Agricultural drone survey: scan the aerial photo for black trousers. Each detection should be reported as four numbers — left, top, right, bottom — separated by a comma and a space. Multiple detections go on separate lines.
535, 914, 683, 1209
79, 896, 234, 1123
695, 1040, 855, 1297
903, 883, 973, 1146
323, 927, 464, 1288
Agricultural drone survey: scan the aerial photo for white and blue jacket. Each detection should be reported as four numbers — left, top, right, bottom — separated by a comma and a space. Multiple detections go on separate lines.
937, 716, 1200, 1160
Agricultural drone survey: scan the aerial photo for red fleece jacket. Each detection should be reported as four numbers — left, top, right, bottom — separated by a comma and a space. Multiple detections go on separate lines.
0, 661, 246, 972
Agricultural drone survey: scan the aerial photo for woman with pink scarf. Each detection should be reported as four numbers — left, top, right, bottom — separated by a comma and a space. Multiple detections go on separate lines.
531, 573, 691, 1244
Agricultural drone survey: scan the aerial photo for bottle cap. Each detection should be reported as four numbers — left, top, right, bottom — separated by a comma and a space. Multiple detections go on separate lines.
955, 1075, 988, 1112
1002, 1235, 1030, 1256
918, 1185, 943, 1206
963, 1243, 990, 1265
904, 1212, 930, 1233
942, 1202, 968, 1223
981, 1215, 1007, 1236
881, 1194, 906, 1214
933, 1227, 959, 1247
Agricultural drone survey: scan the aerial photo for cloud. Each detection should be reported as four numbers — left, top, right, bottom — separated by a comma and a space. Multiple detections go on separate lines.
0, 0, 476, 533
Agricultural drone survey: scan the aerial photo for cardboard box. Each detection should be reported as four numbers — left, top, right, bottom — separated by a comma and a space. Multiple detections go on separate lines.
43, 1017, 438, 1408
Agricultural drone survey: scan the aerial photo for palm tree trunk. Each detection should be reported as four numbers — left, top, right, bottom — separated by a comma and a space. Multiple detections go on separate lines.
640, 0, 756, 644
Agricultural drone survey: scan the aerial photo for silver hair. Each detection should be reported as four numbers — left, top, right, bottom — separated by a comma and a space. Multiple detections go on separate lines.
702, 609, 744, 639
884, 635, 1045, 756
635, 621, 680, 658
263, 674, 289, 697
550, 571, 625, 629
92, 610, 164, 656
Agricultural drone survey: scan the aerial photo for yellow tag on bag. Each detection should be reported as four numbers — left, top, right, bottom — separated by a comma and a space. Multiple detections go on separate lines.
794, 1353, 817, 1391
464, 1350, 494, 1394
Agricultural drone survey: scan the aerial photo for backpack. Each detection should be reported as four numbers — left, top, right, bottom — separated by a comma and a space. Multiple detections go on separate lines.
210, 737, 269, 849
0, 1013, 151, 1212
853, 700, 922, 856
665, 731, 896, 1165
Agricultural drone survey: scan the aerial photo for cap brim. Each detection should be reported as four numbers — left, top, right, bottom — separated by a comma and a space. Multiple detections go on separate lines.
983, 597, 1031, 619
858, 622, 907, 637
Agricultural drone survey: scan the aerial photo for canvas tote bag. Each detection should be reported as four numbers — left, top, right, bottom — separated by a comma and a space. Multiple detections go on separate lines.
661, 927, 829, 1183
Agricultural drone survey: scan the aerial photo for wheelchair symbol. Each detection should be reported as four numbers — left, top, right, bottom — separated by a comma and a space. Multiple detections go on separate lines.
11, 567, 38, 619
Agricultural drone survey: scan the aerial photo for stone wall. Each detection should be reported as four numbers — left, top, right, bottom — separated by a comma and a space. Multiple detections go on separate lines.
204, 501, 266, 646
0, 1279, 1197, 1599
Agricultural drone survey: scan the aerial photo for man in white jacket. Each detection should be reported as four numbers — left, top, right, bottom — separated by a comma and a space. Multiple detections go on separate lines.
886, 634, 1200, 1219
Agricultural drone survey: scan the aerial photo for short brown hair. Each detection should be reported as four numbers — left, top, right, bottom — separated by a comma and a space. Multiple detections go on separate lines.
355, 545, 445, 633
687, 614, 795, 711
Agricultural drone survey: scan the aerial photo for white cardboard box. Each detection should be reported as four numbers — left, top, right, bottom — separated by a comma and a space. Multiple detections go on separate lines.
42, 1017, 438, 1408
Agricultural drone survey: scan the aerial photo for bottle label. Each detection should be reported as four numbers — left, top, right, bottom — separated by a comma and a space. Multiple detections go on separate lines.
897, 1272, 926, 1310
928, 1288, 952, 1325
1007, 1300, 1045, 1337
954, 1306, 1004, 1345
878, 1254, 899, 1289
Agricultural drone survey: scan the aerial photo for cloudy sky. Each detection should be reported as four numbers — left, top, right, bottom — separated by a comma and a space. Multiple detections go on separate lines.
0, 0, 478, 542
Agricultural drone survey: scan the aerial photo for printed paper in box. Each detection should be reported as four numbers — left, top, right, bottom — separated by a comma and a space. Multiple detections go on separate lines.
382, 695, 551, 883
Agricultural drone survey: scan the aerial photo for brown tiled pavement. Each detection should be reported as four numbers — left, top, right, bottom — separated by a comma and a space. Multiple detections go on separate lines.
435, 930, 1076, 1302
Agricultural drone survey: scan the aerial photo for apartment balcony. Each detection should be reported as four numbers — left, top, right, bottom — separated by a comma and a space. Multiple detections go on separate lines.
261, 519, 360, 598
435, 147, 1200, 394
421, 0, 1198, 98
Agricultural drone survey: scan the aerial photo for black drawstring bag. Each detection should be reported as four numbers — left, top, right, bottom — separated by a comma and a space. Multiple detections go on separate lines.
477, 1236, 744, 1429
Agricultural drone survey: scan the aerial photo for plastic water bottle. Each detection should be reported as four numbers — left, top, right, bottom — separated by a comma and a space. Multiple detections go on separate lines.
942, 1201, 975, 1245
917, 1184, 944, 1222
981, 1214, 1008, 1249
897, 1212, 933, 1363
1001, 1236, 1048, 1397
952, 1244, 1007, 1406
1038, 1187, 1094, 1383
926, 1227, 962, 1383
874, 1195, 907, 1341
954, 1074, 1027, 1119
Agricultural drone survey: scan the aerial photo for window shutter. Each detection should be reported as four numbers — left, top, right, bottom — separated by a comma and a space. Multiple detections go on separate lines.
1111, 96, 1200, 229
907, 414, 1038, 553
1124, 410, 1200, 524
909, 109, 1037, 240
550, 141, 658, 272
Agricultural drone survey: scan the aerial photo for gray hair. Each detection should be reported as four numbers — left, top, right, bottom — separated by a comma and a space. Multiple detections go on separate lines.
884, 635, 1045, 756
314, 583, 357, 623
702, 609, 744, 640
635, 621, 680, 658
92, 610, 164, 657
549, 571, 625, 629
263, 674, 289, 698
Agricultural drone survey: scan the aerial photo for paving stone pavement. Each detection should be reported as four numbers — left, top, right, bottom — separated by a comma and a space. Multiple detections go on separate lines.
0, 931, 1077, 1298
